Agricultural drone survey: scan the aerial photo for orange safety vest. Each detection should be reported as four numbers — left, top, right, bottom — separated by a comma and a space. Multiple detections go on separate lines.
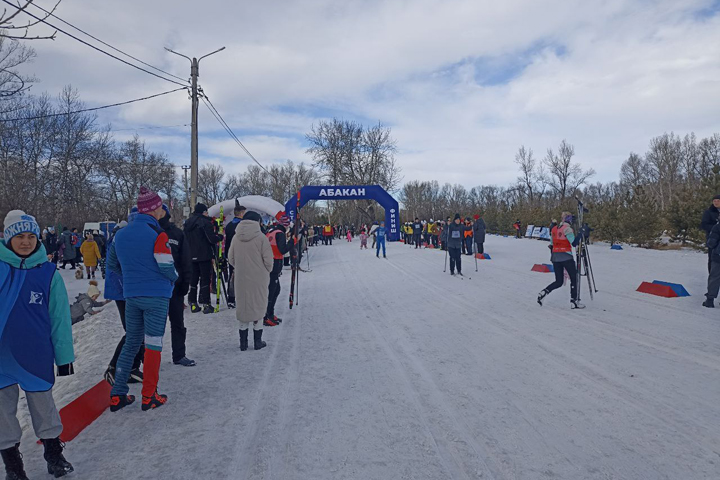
464, 226, 473, 238
551, 224, 572, 253
266, 230, 283, 260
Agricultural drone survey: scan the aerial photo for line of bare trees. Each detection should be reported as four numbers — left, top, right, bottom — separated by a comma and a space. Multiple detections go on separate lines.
401, 134, 720, 247
0, 86, 177, 229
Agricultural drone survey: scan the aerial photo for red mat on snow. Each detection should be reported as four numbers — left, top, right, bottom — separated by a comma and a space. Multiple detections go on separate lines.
636, 282, 679, 298
56, 380, 111, 442
531, 264, 551, 273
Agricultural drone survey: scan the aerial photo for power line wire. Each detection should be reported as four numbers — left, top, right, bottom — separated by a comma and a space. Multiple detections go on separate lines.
199, 93, 278, 179
111, 123, 190, 132
28, 1, 188, 83
0, 87, 187, 122
0, 0, 188, 87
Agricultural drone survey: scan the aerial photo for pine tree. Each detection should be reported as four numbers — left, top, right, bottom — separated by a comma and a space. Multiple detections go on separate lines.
625, 186, 661, 247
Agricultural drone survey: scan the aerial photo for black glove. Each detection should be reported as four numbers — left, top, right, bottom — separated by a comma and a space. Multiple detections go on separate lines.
57, 363, 74, 376
548, 244, 553, 251
572, 235, 580, 247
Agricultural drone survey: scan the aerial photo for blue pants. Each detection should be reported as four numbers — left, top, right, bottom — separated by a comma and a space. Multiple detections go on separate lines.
111, 297, 169, 397
376, 237, 386, 257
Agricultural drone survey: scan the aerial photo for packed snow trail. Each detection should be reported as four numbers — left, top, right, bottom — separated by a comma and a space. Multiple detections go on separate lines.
17, 236, 720, 479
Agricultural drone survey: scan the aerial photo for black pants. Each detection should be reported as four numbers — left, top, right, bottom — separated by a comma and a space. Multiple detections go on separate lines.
109, 300, 144, 370
708, 250, 712, 273
227, 265, 235, 303
168, 293, 187, 362
61, 259, 76, 269
449, 247, 462, 273
475, 242, 484, 254
414, 234, 422, 248
189, 260, 212, 305
545, 259, 578, 301
465, 237, 474, 255
266, 261, 282, 318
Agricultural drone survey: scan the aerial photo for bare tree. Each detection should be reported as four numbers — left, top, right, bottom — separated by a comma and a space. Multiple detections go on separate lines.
197, 163, 227, 206
306, 118, 401, 191
0, 0, 61, 41
543, 139, 595, 202
620, 152, 650, 188
514, 145, 546, 203
0, 35, 36, 99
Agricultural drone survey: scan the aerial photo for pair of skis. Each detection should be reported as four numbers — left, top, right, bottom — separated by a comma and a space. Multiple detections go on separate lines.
215, 206, 229, 313
289, 191, 300, 309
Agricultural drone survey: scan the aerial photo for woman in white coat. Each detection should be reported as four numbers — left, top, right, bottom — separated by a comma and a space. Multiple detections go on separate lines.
227, 211, 274, 350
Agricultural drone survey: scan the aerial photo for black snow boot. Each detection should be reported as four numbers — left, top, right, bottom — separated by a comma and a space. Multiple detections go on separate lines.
103, 365, 115, 386
254, 329, 267, 350
239, 329, 249, 351
703, 296, 714, 308
202, 304, 215, 314
537, 289, 548, 306
190, 303, 201, 313
128, 368, 143, 384
41, 437, 74, 478
1, 444, 29, 480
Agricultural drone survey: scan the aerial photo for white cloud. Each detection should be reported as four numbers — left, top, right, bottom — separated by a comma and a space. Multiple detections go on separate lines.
16, 0, 720, 189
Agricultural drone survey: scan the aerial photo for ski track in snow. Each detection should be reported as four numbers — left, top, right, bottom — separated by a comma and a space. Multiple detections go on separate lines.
15, 236, 720, 479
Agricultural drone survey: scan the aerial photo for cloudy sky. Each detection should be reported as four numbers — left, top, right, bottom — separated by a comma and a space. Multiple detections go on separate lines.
14, 0, 720, 189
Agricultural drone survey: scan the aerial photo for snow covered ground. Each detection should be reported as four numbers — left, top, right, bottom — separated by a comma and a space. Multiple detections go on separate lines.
16, 235, 720, 479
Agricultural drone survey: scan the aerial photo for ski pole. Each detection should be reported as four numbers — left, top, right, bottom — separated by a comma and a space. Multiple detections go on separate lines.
474, 241, 478, 272
443, 240, 449, 272
306, 241, 311, 271
296, 251, 300, 306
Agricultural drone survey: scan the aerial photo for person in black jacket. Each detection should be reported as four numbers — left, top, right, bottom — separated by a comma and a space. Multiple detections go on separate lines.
700, 195, 720, 273
264, 217, 295, 327
703, 221, 720, 308
472, 214, 486, 254
223, 201, 246, 308
183, 203, 223, 314
159, 205, 196, 366
412, 218, 422, 249
446, 213, 468, 275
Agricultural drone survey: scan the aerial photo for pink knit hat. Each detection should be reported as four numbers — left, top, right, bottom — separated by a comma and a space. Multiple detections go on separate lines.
137, 186, 163, 214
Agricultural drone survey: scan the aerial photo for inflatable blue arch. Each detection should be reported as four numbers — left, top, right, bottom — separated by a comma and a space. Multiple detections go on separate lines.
285, 185, 401, 242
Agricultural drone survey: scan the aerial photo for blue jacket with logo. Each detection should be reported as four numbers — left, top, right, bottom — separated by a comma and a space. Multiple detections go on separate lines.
0, 240, 74, 391
108, 214, 178, 299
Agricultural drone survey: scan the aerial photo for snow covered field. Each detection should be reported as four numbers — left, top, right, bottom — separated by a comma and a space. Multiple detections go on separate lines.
17, 235, 720, 479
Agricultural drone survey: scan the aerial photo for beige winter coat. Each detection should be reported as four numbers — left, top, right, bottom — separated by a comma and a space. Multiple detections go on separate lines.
228, 220, 274, 324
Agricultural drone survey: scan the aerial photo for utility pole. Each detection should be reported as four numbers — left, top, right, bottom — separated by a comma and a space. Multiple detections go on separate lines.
181, 164, 191, 210
165, 46, 225, 214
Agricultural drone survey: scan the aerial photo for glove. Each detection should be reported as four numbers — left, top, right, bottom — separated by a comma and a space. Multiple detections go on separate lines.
216, 234, 224, 241
57, 363, 75, 376
548, 244, 553, 251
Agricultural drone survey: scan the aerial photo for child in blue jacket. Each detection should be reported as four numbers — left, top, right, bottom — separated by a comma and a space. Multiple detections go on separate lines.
0, 210, 75, 478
